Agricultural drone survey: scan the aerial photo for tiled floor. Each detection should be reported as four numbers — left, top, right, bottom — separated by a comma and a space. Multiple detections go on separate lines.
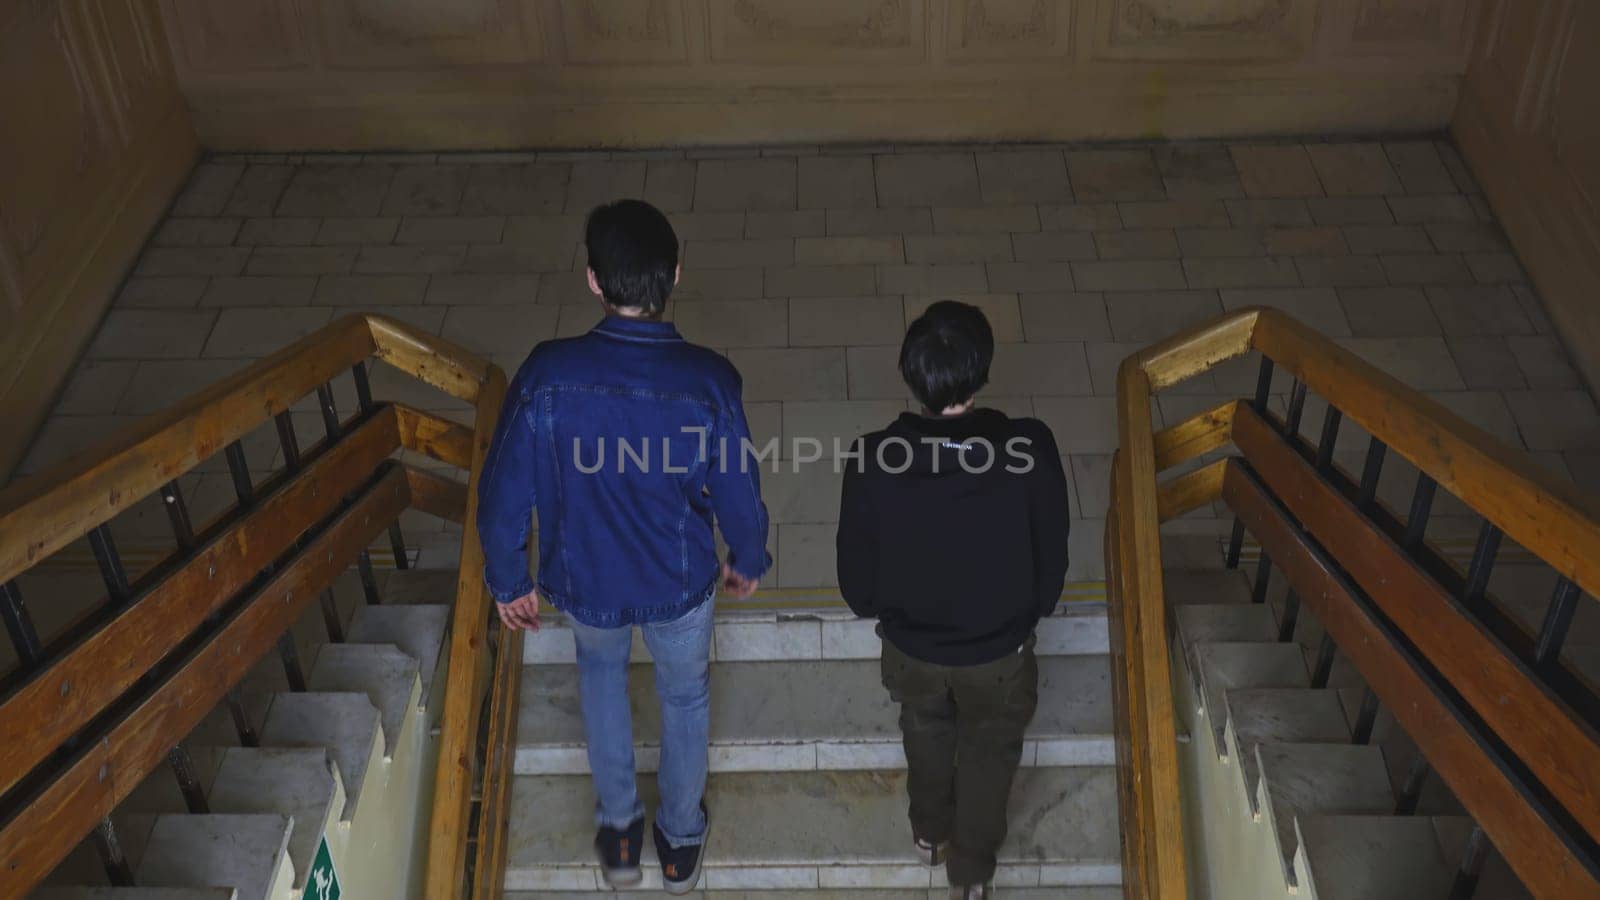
17, 140, 1600, 588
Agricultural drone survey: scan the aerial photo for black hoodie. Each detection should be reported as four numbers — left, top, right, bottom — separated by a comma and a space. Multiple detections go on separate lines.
835, 408, 1071, 666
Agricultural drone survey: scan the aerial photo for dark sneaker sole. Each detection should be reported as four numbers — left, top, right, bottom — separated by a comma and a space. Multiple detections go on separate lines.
598, 863, 644, 889
661, 813, 710, 895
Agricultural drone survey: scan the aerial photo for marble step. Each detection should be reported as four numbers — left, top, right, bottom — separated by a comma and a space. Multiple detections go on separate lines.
345, 603, 451, 697
1222, 689, 1350, 813
1172, 605, 1278, 675
504, 768, 1119, 893
524, 607, 1109, 665
307, 642, 421, 749
1191, 642, 1309, 754
207, 748, 344, 888
1294, 815, 1454, 900
33, 883, 236, 890
259, 692, 382, 824
508, 890, 1123, 899
517, 656, 1113, 774
134, 814, 295, 900
1255, 743, 1396, 888
1164, 570, 1253, 606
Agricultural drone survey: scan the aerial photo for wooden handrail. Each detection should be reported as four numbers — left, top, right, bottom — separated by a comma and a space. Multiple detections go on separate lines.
1107, 307, 1600, 899
0, 314, 509, 900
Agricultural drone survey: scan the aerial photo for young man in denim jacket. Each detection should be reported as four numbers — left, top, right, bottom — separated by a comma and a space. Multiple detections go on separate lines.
477, 199, 770, 894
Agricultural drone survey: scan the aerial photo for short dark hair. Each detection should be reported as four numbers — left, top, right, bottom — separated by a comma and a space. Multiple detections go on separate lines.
899, 301, 994, 413
585, 199, 679, 316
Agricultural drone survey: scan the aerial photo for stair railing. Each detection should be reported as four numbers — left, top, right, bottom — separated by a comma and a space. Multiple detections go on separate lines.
1107, 308, 1600, 899
0, 314, 516, 900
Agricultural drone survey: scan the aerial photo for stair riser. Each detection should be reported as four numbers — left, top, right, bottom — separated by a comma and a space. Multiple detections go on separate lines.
504, 861, 1123, 893
524, 615, 1109, 665
515, 735, 1115, 775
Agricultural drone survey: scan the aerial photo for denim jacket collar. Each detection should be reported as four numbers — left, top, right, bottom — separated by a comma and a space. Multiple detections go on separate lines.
592, 315, 683, 344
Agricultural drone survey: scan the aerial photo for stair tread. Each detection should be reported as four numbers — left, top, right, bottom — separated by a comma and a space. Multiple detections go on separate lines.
505, 768, 1118, 891
1259, 744, 1396, 886
1295, 815, 1454, 900
1223, 689, 1351, 812
1192, 642, 1308, 754
1163, 570, 1253, 606
346, 604, 450, 696
506, 890, 1123, 899
517, 656, 1110, 759
33, 890, 237, 899
208, 748, 342, 885
134, 814, 291, 900
1173, 605, 1277, 664
260, 692, 381, 823
308, 642, 421, 748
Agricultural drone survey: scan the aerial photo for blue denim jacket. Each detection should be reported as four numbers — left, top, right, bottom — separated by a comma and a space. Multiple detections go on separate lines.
476, 316, 771, 627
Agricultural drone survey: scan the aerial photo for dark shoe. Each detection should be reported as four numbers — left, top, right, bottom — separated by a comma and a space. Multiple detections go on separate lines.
593, 817, 645, 888
915, 836, 948, 868
654, 803, 709, 895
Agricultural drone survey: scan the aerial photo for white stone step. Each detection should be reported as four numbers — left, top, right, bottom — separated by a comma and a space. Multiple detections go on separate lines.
524, 607, 1109, 665
1191, 642, 1309, 754
207, 748, 343, 888
1294, 815, 1454, 900
507, 890, 1123, 899
1164, 569, 1253, 606
134, 814, 294, 900
259, 693, 382, 824
306, 643, 421, 750
1222, 688, 1350, 812
1172, 605, 1278, 675
34, 883, 236, 890
345, 604, 450, 697
1256, 744, 1396, 888
516, 656, 1113, 775
503, 768, 1119, 893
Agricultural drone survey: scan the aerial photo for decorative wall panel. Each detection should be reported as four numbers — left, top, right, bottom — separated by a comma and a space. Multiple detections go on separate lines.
1086, 0, 1316, 60
1324, 0, 1473, 63
945, 0, 1072, 61
707, 0, 927, 64
318, 0, 541, 67
163, 0, 308, 71
559, 0, 686, 64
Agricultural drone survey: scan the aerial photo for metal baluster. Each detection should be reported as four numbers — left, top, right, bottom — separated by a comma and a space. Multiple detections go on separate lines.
1251, 553, 1272, 605
1395, 755, 1431, 815
224, 440, 254, 505
1448, 826, 1490, 900
357, 550, 383, 605
1283, 379, 1308, 438
167, 743, 209, 814
1224, 519, 1247, 570
316, 383, 342, 439
1460, 521, 1502, 614
1, 580, 44, 668
1315, 407, 1343, 473
278, 634, 307, 692
226, 687, 259, 747
320, 590, 346, 643
275, 411, 301, 471
1253, 357, 1275, 414
388, 523, 410, 571
1403, 473, 1437, 552
1533, 578, 1581, 671
92, 818, 135, 886
1350, 689, 1380, 744
352, 361, 375, 413
160, 481, 195, 550
1357, 437, 1387, 512
1310, 633, 1338, 689
88, 525, 131, 608
1277, 590, 1301, 643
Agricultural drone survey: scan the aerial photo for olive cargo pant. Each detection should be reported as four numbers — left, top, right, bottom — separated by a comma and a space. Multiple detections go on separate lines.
880, 634, 1039, 887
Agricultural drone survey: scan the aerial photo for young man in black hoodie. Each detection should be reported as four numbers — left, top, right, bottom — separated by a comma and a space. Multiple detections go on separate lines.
835, 300, 1071, 899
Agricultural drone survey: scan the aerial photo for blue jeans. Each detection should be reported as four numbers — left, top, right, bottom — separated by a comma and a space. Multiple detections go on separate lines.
568, 596, 713, 847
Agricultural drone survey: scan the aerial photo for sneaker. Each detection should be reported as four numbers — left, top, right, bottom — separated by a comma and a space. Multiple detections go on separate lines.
593, 817, 645, 889
947, 884, 992, 899
915, 836, 948, 868
654, 804, 709, 895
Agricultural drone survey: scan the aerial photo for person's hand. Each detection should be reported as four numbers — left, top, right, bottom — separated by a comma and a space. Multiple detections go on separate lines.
496, 590, 542, 631
720, 561, 759, 599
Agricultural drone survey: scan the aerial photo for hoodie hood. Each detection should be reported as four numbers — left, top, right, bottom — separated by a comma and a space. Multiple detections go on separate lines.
883, 408, 1016, 476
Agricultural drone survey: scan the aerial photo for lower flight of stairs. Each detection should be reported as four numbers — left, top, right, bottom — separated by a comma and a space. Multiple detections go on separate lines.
1168, 569, 1533, 900
505, 603, 1124, 895
32, 570, 456, 900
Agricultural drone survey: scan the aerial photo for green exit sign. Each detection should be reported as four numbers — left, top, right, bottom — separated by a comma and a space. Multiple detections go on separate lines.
307, 835, 341, 900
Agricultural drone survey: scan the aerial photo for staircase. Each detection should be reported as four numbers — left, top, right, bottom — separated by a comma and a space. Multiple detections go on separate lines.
31, 570, 455, 900
504, 601, 1124, 897
1167, 568, 1533, 900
